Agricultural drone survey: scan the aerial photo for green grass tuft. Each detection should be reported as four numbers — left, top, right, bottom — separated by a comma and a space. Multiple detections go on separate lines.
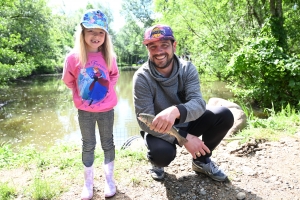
0, 182, 16, 200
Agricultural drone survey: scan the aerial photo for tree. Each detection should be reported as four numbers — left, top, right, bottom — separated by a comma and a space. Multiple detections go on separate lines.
114, 0, 154, 65
153, 0, 300, 110
121, 0, 155, 28
224, 0, 300, 110
0, 0, 72, 85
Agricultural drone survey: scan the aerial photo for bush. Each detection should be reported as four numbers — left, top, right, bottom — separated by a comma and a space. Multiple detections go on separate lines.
225, 37, 300, 111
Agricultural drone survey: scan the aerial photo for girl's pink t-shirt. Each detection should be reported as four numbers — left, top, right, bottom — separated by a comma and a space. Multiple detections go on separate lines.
62, 51, 119, 112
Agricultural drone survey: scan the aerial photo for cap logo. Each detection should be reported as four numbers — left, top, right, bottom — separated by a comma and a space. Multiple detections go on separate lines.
150, 27, 166, 39
143, 24, 175, 45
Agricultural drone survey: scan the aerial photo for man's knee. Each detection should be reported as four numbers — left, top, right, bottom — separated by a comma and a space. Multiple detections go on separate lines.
207, 106, 234, 128
219, 107, 234, 128
145, 133, 177, 167
148, 147, 176, 167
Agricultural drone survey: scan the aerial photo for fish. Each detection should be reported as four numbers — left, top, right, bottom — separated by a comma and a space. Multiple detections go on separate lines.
138, 113, 188, 146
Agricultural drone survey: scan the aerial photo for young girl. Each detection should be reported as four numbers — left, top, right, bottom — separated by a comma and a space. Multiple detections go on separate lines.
62, 9, 119, 199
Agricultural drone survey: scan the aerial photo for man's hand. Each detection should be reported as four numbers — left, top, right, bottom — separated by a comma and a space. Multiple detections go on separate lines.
184, 134, 210, 159
150, 106, 179, 133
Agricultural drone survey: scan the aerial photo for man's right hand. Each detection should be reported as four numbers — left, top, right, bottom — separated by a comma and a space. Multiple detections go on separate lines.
184, 134, 210, 159
150, 106, 180, 133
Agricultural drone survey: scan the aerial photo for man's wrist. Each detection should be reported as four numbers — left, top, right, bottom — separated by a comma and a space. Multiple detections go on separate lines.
172, 105, 180, 119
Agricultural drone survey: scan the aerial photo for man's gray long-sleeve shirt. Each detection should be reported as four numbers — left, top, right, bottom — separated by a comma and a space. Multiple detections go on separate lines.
133, 55, 206, 145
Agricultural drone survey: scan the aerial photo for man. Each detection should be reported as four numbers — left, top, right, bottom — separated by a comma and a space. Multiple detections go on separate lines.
133, 24, 234, 182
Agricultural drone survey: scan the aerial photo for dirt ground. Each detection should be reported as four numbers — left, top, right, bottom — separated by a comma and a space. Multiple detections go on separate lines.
57, 135, 300, 200
2, 135, 300, 200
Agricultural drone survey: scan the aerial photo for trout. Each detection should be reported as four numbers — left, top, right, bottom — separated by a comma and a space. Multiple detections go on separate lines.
138, 113, 188, 146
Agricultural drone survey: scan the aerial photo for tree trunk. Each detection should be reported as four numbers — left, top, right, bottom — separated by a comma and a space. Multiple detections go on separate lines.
269, 0, 287, 50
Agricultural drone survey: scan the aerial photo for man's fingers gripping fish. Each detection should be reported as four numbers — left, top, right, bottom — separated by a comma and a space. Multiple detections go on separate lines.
138, 113, 188, 146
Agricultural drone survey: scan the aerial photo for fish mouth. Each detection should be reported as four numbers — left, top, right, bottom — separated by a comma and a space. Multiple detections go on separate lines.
137, 117, 144, 122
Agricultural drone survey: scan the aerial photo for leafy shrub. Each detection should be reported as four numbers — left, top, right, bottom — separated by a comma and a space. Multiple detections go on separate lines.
225, 36, 300, 111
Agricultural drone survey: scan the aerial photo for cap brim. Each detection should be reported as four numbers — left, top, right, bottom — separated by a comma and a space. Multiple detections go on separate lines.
143, 37, 175, 45
81, 23, 108, 33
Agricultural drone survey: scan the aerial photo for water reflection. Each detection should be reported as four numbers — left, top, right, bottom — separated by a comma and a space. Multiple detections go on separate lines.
0, 71, 233, 150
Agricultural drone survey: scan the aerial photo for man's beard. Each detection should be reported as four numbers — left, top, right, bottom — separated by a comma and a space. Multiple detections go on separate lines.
151, 54, 174, 69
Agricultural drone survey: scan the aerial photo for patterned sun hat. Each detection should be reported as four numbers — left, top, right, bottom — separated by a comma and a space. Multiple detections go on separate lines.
143, 24, 175, 45
81, 9, 109, 33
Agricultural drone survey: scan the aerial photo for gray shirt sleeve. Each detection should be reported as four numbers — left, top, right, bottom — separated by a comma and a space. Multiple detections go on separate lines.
178, 62, 206, 123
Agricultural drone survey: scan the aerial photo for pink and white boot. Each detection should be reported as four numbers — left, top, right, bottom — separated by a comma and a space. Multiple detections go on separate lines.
81, 165, 94, 200
104, 161, 116, 197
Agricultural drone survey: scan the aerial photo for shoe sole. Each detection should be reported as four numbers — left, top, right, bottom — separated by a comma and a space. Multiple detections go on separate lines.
192, 162, 227, 182
105, 192, 116, 198
150, 168, 165, 180
151, 174, 165, 181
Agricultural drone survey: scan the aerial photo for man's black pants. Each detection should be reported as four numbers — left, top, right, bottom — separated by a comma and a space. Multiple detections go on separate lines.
142, 106, 234, 167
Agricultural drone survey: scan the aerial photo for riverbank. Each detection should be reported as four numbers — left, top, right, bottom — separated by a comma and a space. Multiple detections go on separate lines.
1, 97, 300, 199
1, 134, 300, 200
119, 65, 140, 71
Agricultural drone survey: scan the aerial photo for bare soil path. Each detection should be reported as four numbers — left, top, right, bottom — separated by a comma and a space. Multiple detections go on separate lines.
58, 136, 300, 200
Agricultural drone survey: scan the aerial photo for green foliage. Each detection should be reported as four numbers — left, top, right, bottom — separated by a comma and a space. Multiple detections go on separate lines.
114, 18, 148, 65
153, 0, 263, 77
29, 176, 60, 200
152, 0, 299, 111
0, 21, 36, 84
0, 182, 16, 200
0, 0, 299, 112
0, 0, 74, 85
121, 0, 154, 27
236, 103, 300, 142
284, 2, 300, 54
114, 0, 153, 65
0, 144, 39, 168
225, 36, 300, 110
117, 148, 147, 162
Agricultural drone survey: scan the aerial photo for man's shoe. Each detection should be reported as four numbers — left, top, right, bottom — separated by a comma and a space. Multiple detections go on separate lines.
192, 160, 227, 182
150, 164, 165, 180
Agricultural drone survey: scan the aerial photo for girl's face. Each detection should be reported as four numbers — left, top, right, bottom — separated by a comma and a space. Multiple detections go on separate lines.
84, 28, 106, 52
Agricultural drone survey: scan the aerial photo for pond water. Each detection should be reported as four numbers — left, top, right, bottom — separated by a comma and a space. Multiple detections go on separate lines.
0, 70, 233, 150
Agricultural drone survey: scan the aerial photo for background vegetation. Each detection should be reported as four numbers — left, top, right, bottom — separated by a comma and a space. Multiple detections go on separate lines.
0, 0, 299, 111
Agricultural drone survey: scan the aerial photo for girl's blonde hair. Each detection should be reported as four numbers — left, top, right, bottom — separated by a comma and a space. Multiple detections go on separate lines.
74, 24, 115, 71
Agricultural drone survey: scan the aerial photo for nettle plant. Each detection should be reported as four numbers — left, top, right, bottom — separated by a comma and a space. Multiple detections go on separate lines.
225, 37, 300, 111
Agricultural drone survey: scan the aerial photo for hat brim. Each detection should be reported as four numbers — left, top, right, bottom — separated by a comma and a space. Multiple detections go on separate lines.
81, 23, 108, 33
143, 37, 175, 45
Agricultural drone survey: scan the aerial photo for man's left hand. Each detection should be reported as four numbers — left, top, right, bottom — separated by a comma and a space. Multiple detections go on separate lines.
184, 134, 210, 159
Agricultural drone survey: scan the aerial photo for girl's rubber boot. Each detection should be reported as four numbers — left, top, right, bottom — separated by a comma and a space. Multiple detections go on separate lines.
81, 165, 94, 200
104, 161, 116, 197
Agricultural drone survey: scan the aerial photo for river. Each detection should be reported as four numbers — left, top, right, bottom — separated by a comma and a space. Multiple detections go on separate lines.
0, 70, 233, 150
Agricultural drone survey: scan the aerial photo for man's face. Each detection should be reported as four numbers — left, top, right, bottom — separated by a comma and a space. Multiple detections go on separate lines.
146, 40, 177, 69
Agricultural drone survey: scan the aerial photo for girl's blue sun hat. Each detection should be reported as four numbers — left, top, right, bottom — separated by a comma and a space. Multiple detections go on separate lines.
81, 9, 109, 33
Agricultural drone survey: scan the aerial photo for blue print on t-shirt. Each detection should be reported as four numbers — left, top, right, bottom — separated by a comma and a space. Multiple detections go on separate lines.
78, 66, 109, 105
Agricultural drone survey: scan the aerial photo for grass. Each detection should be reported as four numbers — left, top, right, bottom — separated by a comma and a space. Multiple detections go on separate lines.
0, 182, 16, 200
0, 105, 299, 199
28, 176, 59, 200
235, 103, 300, 143
0, 142, 148, 199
